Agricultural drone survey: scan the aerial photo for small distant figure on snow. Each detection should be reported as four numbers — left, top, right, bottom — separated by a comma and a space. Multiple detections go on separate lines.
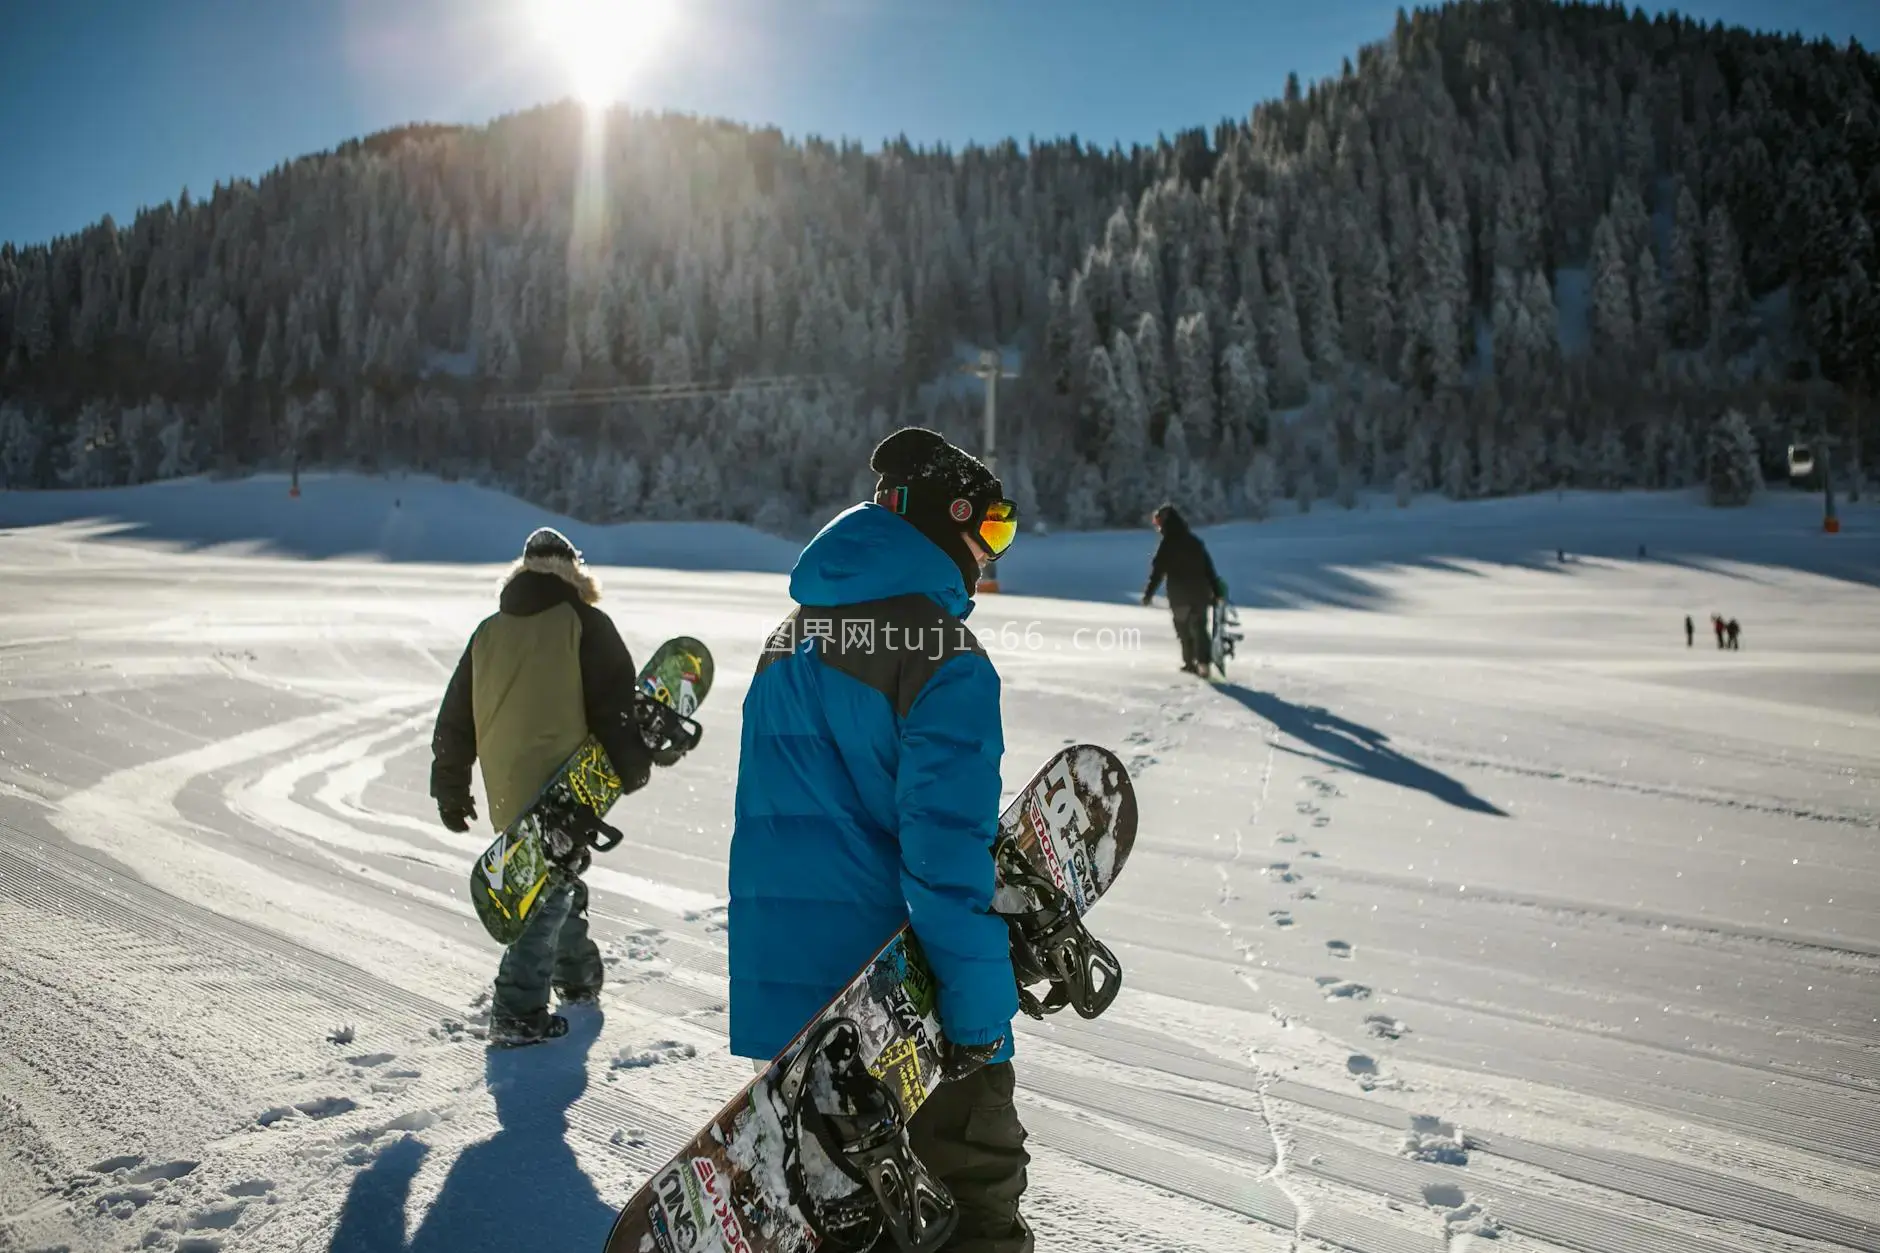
1141, 503, 1224, 676
1711, 614, 1726, 648
1684, 615, 1694, 647
1726, 618, 1741, 650
1638, 543, 1647, 559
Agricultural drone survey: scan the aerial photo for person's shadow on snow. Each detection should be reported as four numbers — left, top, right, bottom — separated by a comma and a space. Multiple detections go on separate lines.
1217, 684, 1507, 817
327, 1007, 617, 1252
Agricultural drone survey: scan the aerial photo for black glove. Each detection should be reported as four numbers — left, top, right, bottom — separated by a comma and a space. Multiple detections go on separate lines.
438, 795, 476, 832
941, 1036, 1004, 1082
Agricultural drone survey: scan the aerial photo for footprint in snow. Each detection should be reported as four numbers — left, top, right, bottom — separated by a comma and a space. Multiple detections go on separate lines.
89, 1159, 199, 1219
185, 1202, 247, 1231
1402, 1115, 1470, 1165
1422, 1183, 1500, 1239
1293, 885, 1320, 900
1274, 832, 1299, 845
683, 905, 728, 933
1347, 1054, 1378, 1077
1365, 1014, 1409, 1040
1315, 977, 1371, 1000
257, 1097, 356, 1127
225, 1180, 274, 1198
1263, 862, 1298, 883
612, 1041, 698, 1070
345, 1053, 397, 1068
1422, 1183, 1466, 1210
1326, 939, 1352, 959
1268, 910, 1294, 928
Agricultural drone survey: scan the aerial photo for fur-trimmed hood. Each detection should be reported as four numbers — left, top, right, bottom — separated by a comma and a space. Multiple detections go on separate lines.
500, 553, 601, 606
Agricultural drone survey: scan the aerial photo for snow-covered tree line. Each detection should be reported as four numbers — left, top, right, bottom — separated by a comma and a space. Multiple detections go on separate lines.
1, 0, 1875, 529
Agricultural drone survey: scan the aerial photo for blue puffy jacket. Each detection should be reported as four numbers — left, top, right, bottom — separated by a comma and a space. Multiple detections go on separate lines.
728, 502, 1016, 1063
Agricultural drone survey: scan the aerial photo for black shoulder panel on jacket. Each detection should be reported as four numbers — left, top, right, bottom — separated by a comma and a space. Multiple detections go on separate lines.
756, 594, 986, 719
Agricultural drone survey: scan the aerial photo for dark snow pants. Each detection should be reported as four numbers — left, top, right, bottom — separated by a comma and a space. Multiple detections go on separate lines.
492, 872, 603, 1023
1171, 603, 1211, 671
905, 1061, 1033, 1253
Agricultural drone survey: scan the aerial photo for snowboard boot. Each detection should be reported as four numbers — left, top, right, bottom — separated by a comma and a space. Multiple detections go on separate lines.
554, 984, 601, 1007
486, 1010, 570, 1048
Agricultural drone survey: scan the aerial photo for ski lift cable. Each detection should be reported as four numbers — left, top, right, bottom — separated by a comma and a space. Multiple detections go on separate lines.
480, 373, 850, 411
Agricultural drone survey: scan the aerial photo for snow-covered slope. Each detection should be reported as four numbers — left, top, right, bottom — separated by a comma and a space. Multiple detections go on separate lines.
1, 478, 1876, 1253
0, 472, 804, 571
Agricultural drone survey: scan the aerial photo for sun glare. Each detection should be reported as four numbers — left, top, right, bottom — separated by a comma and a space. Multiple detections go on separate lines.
533, 0, 675, 108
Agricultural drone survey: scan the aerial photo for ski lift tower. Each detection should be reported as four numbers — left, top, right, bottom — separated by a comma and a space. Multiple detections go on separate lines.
955, 348, 1019, 591
1789, 421, 1838, 533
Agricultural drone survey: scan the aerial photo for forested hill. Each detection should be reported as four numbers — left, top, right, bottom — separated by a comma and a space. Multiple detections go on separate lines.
1, 0, 1874, 531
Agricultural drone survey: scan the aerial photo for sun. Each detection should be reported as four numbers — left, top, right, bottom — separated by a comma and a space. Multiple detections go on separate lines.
532, 0, 676, 108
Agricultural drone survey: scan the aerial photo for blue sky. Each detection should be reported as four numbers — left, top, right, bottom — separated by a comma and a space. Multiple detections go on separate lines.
2, 0, 1875, 248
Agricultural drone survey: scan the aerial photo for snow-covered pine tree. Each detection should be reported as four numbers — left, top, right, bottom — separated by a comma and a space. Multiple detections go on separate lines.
1172, 309, 1217, 450
1133, 312, 1173, 438
1705, 407, 1761, 505
1666, 182, 1706, 349
1704, 205, 1747, 357
1265, 256, 1310, 408
1633, 241, 1666, 363
1243, 448, 1278, 520
1589, 215, 1635, 365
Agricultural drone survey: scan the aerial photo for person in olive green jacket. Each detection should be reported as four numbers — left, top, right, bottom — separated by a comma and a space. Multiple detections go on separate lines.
430, 526, 656, 1047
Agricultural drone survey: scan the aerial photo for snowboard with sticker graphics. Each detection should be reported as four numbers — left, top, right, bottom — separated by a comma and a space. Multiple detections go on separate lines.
469, 636, 713, 945
1208, 598, 1243, 678
602, 743, 1136, 1253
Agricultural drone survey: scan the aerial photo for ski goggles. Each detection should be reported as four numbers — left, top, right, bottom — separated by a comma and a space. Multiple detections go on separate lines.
975, 499, 1019, 555
877, 486, 1019, 556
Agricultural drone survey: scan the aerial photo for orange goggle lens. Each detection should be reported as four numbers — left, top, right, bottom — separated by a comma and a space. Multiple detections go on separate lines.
977, 500, 1018, 555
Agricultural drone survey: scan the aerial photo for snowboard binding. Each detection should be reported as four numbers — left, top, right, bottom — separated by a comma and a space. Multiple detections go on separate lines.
632, 689, 703, 767
775, 1017, 957, 1253
996, 839, 1124, 1021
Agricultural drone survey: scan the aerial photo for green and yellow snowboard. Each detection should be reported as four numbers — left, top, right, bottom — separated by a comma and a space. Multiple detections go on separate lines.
469, 636, 713, 944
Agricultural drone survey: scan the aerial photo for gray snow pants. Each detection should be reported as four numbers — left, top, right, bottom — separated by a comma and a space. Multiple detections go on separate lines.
1171, 602, 1211, 671
492, 872, 603, 1024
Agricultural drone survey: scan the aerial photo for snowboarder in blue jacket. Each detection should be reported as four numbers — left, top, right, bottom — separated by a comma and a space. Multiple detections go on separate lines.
730, 426, 1032, 1252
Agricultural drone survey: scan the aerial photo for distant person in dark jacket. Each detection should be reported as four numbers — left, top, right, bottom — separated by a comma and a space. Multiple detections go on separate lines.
1685, 615, 1694, 647
1141, 503, 1223, 675
1726, 618, 1740, 650
430, 527, 662, 1047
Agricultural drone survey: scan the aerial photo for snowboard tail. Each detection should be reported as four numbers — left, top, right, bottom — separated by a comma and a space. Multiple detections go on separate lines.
469, 636, 713, 945
603, 744, 1136, 1253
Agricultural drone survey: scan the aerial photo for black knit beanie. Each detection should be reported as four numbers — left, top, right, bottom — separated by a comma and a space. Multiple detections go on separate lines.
870, 427, 1003, 591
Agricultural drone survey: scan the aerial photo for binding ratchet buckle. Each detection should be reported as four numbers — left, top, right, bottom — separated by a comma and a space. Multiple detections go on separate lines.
774, 1018, 957, 1253
996, 839, 1123, 1020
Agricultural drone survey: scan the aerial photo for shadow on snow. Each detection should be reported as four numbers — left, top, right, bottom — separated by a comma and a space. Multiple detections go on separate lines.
327, 1007, 619, 1252
1215, 683, 1508, 817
